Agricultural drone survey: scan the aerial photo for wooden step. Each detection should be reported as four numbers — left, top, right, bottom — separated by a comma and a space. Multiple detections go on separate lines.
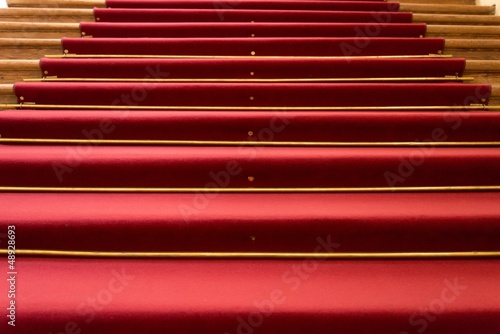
7, 0, 104, 7
0, 59, 40, 83
489, 83, 500, 105
0, 22, 80, 38
445, 39, 500, 60
0, 38, 62, 59
6, 0, 481, 9
466, 59, 500, 73
400, 0, 477, 4
415, 13, 500, 25
401, 4, 495, 15
465, 60, 500, 85
428, 25, 500, 39
0, 84, 16, 104
0, 8, 94, 23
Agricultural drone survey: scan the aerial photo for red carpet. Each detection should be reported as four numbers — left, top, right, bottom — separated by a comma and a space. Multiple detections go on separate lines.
93, 8, 414, 23
39, 58, 463, 79
1, 0, 499, 332
2, 146, 500, 187
60, 37, 445, 56
2, 193, 500, 252
1, 258, 499, 333
104, 0, 401, 11
4, 110, 499, 141
15, 82, 488, 107
79, 22, 427, 38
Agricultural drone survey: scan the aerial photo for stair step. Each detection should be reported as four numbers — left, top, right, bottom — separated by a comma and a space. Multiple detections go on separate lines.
445, 38, 500, 60
1, 7, 497, 25
0, 59, 40, 82
4, 257, 500, 333
7, 0, 104, 7
399, 0, 476, 3
428, 24, 500, 38
2, 81, 500, 107
0, 38, 61, 59
3, 21, 500, 40
6, 0, 482, 9
0, 84, 16, 104
464, 60, 500, 85
0, 8, 94, 23
2, 37, 500, 61
415, 13, 500, 25
2, 58, 500, 85
0, 37, 446, 59
0, 21, 80, 38
401, 4, 495, 15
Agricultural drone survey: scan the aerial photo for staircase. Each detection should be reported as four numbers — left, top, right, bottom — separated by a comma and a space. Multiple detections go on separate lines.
0, 0, 499, 333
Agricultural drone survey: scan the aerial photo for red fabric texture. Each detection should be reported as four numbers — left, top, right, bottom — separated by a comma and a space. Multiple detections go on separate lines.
93, 8, 413, 23
1, 110, 499, 142
103, 0, 400, 11
0, 258, 499, 333
61, 37, 444, 57
40, 57, 463, 79
1, 193, 500, 252
15, 82, 488, 107
79, 22, 426, 38
1, 146, 500, 188
2, 0, 500, 331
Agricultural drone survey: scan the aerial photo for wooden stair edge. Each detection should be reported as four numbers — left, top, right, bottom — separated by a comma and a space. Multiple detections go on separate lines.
0, 22, 81, 38
0, 84, 14, 92
401, 4, 495, 16
0, 8, 95, 22
0, 38, 62, 46
0, 59, 40, 69
0, 84, 16, 105
0, 21, 80, 29
0, 60, 41, 84
414, 13, 500, 25
0, 7, 94, 15
394, 0, 477, 4
428, 24, 500, 34
0, 39, 62, 60
445, 38, 500, 49
466, 60, 500, 72
7, 0, 105, 8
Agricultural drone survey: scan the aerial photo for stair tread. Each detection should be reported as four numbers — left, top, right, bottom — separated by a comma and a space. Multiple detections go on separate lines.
5, 257, 499, 333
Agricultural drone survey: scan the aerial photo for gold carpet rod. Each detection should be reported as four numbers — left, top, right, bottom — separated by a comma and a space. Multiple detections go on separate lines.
45, 54, 453, 59
1, 103, 499, 111
24, 76, 475, 83
2, 138, 500, 147
1, 186, 500, 193
1, 249, 499, 259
